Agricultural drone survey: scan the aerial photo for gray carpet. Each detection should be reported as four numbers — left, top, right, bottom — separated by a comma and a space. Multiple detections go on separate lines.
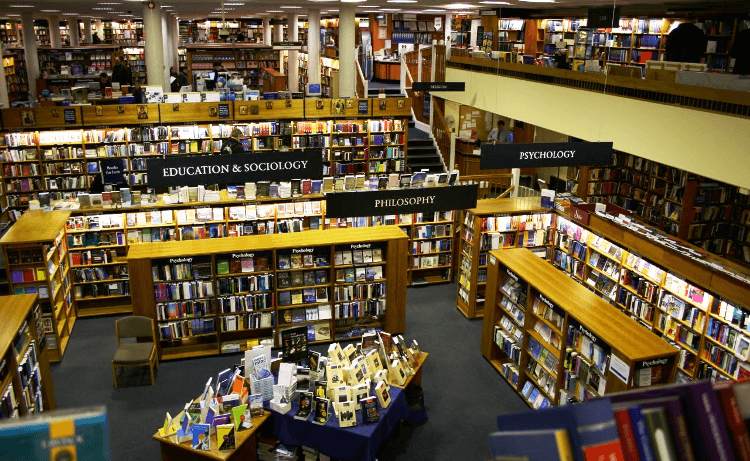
50, 282, 529, 460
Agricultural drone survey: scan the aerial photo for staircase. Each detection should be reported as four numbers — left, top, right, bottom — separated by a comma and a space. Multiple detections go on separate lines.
407, 121, 446, 173
367, 87, 405, 98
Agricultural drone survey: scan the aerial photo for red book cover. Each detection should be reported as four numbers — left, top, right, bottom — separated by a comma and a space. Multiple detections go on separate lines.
584, 440, 626, 461
715, 384, 750, 461
22, 269, 35, 282
614, 409, 642, 461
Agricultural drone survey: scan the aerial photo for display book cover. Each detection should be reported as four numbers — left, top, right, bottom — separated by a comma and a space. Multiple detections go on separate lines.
0, 406, 110, 461
490, 428, 575, 461
605, 381, 735, 461
495, 398, 625, 461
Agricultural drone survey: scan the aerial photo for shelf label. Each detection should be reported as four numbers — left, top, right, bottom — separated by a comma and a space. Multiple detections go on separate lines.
506, 269, 518, 281
411, 82, 465, 92
351, 243, 372, 250
218, 103, 230, 119
489, 255, 496, 266
169, 257, 192, 263
480, 142, 614, 169
568, 317, 612, 356
609, 353, 630, 385
325, 184, 478, 218
291, 248, 314, 254
358, 100, 369, 115
231, 253, 254, 259
146, 151, 323, 188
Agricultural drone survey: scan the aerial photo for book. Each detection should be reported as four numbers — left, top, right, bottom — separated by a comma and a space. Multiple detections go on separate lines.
216, 424, 236, 450
714, 383, 750, 461
338, 400, 357, 427
191, 423, 211, 450
641, 407, 679, 461
295, 391, 313, 420
613, 408, 642, 461
313, 397, 330, 425
361, 396, 380, 423
375, 381, 391, 409
489, 428, 575, 461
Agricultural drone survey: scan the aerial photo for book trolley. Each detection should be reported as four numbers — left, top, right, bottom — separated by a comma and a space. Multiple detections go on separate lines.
127, 226, 408, 360
481, 248, 678, 408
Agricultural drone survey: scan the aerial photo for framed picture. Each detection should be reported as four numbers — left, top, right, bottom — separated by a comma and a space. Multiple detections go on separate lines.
316, 100, 324, 110
346, 99, 354, 109
208, 106, 217, 117
239, 105, 248, 115
172, 104, 179, 111
95, 106, 104, 116
265, 101, 273, 109
117, 106, 125, 114
137, 106, 148, 120
250, 105, 259, 115
51, 109, 60, 118
379, 99, 386, 111
397, 99, 405, 109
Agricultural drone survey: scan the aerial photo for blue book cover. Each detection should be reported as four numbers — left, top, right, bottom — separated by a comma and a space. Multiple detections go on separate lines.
191, 423, 211, 450
497, 405, 583, 461
490, 429, 574, 461
626, 405, 656, 461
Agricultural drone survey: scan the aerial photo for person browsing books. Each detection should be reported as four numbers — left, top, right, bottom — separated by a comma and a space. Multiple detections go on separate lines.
221, 129, 245, 155
487, 121, 511, 144
665, 13, 707, 63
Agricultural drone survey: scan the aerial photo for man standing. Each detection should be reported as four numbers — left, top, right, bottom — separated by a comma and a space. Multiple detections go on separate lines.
170, 66, 181, 92
221, 128, 245, 155
112, 57, 131, 87
488, 120, 511, 144
666, 14, 707, 63
730, 27, 750, 74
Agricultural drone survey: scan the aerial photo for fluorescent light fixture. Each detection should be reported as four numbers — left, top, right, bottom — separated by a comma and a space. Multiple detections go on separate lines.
224, 2, 246, 5
310, 0, 337, 2
444, 3, 475, 8
98, 2, 122, 4
359, 4, 381, 7
9, 4, 35, 7
280, 5, 303, 8
387, 0, 417, 3
40, 9, 62, 13
341, 0, 367, 2
479, 1, 510, 3
93, 7, 114, 10
6, 14, 20, 16
267, 10, 283, 12
423, 8, 446, 11
62, 13, 80, 16
380, 8, 401, 11
518, 0, 554, 2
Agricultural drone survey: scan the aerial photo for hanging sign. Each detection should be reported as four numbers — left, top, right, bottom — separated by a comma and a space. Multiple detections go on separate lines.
273, 41, 303, 50
101, 159, 125, 185
411, 82, 465, 92
146, 151, 323, 188
480, 142, 613, 169
325, 184, 478, 218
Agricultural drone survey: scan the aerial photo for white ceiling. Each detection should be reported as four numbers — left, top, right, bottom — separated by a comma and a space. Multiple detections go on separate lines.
0, 0, 745, 21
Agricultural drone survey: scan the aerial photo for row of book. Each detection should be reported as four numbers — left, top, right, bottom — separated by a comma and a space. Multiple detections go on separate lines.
154, 281, 215, 302
73, 282, 129, 299
413, 254, 451, 269
279, 269, 327, 288
159, 318, 217, 340
412, 239, 451, 255
332, 282, 386, 302
220, 312, 274, 331
71, 266, 123, 283
278, 288, 328, 306
156, 300, 214, 321
218, 294, 273, 314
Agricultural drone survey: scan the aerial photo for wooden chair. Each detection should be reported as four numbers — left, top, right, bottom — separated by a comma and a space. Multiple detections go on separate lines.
112, 316, 158, 388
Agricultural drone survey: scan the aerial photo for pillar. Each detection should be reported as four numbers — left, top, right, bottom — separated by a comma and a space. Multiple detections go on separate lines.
263, 18, 272, 46
338, 4, 356, 98
307, 9, 321, 87
20, 13, 39, 100
274, 18, 284, 71
172, 16, 180, 70
69, 21, 79, 47
0, 46, 10, 108
287, 13, 299, 92
49, 16, 62, 48
161, 10, 172, 86
143, 2, 166, 89
84, 19, 92, 44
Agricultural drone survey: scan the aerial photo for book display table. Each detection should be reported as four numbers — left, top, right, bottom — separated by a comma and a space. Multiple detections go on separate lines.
271, 354, 427, 461
152, 412, 271, 461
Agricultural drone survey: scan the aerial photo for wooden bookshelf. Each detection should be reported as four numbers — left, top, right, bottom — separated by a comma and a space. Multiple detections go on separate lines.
482, 247, 678, 408
457, 198, 555, 319
1, 211, 76, 363
0, 294, 57, 419
127, 226, 408, 360
186, 44, 280, 90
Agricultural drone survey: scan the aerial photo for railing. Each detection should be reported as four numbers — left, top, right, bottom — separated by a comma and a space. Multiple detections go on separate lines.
420, 45, 433, 83
403, 57, 427, 125
446, 53, 750, 118
458, 174, 514, 199
434, 45, 446, 82
355, 60, 367, 98
432, 102, 451, 167
403, 49, 419, 83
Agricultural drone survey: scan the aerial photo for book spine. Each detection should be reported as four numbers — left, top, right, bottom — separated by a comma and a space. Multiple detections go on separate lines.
715, 386, 750, 461
628, 407, 656, 461
689, 385, 735, 461
614, 409, 642, 461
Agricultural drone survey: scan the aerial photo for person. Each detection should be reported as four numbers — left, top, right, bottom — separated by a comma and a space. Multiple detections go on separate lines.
169, 66, 181, 92
665, 13, 707, 63
111, 57, 131, 87
730, 28, 750, 75
221, 128, 245, 155
92, 32, 101, 44
178, 66, 190, 89
206, 60, 225, 91
487, 120, 511, 144
236, 31, 244, 42
98, 72, 111, 93
131, 79, 145, 104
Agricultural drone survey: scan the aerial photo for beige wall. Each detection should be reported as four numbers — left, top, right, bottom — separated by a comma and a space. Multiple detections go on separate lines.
435, 67, 750, 189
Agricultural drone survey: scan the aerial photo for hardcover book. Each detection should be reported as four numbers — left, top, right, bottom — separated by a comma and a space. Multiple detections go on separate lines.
361, 396, 380, 423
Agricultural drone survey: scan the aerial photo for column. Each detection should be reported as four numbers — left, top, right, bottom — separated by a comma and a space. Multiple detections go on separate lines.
161, 10, 172, 86
20, 13, 39, 100
83, 19, 92, 44
0, 46, 10, 108
49, 16, 62, 48
274, 18, 284, 71
143, 2, 166, 89
172, 16, 180, 69
338, 4, 356, 98
69, 21, 80, 47
286, 13, 298, 92
263, 18, 272, 46
307, 9, 321, 87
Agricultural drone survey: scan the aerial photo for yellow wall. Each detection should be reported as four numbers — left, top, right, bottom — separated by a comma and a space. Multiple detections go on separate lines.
435, 67, 750, 189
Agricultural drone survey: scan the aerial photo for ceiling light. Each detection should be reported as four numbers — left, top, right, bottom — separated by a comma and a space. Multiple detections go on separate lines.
479, 1, 509, 3
280, 5, 303, 7
518, 0, 554, 2
98, 2, 122, 4
444, 3, 475, 8
359, 4, 381, 7
387, 0, 417, 2
423, 8, 446, 11
6, 14, 20, 16
62, 13, 80, 16
224, 2, 246, 5
380, 8, 400, 10
93, 7, 114, 10
9, 4, 35, 7
160, 5, 172, 8
267, 10, 283, 12
40, 9, 62, 13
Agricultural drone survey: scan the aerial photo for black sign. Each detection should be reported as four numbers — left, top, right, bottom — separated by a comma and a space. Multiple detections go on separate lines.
218, 103, 230, 119
411, 82, 465, 92
101, 158, 125, 185
358, 100, 369, 115
588, 6, 621, 29
146, 151, 323, 188
325, 184, 478, 218
272, 41, 303, 50
480, 142, 613, 170
63, 108, 77, 125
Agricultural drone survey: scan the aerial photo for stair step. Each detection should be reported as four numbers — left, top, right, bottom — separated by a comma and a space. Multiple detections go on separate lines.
408, 140, 434, 147
409, 164, 446, 173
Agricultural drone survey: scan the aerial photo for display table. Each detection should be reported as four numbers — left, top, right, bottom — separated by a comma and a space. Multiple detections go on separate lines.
272, 353, 427, 461
152, 412, 271, 461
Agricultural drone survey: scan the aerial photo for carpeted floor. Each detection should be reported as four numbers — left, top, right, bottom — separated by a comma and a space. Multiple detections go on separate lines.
50, 282, 529, 460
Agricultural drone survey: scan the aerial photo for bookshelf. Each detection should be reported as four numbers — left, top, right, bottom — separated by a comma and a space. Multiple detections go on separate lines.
297, 54, 340, 97
38, 47, 115, 78
0, 211, 76, 363
457, 198, 555, 319
481, 247, 678, 408
127, 226, 408, 360
123, 47, 146, 82
497, 19, 526, 53
0, 294, 57, 419
102, 21, 144, 46
409, 211, 455, 286
186, 45, 280, 90
0, 22, 19, 45
3, 56, 21, 101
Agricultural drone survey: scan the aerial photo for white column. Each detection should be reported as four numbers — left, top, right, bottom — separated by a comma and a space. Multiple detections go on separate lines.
0, 46, 10, 108
143, 2, 166, 89
286, 13, 298, 92
172, 16, 180, 69
338, 4, 356, 98
161, 10, 172, 86
263, 18, 272, 46
274, 18, 284, 71
20, 13, 39, 100
95, 20, 104, 42
445, 13, 452, 45
49, 16, 62, 48
84, 19, 92, 44
307, 9, 321, 87
69, 21, 79, 47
